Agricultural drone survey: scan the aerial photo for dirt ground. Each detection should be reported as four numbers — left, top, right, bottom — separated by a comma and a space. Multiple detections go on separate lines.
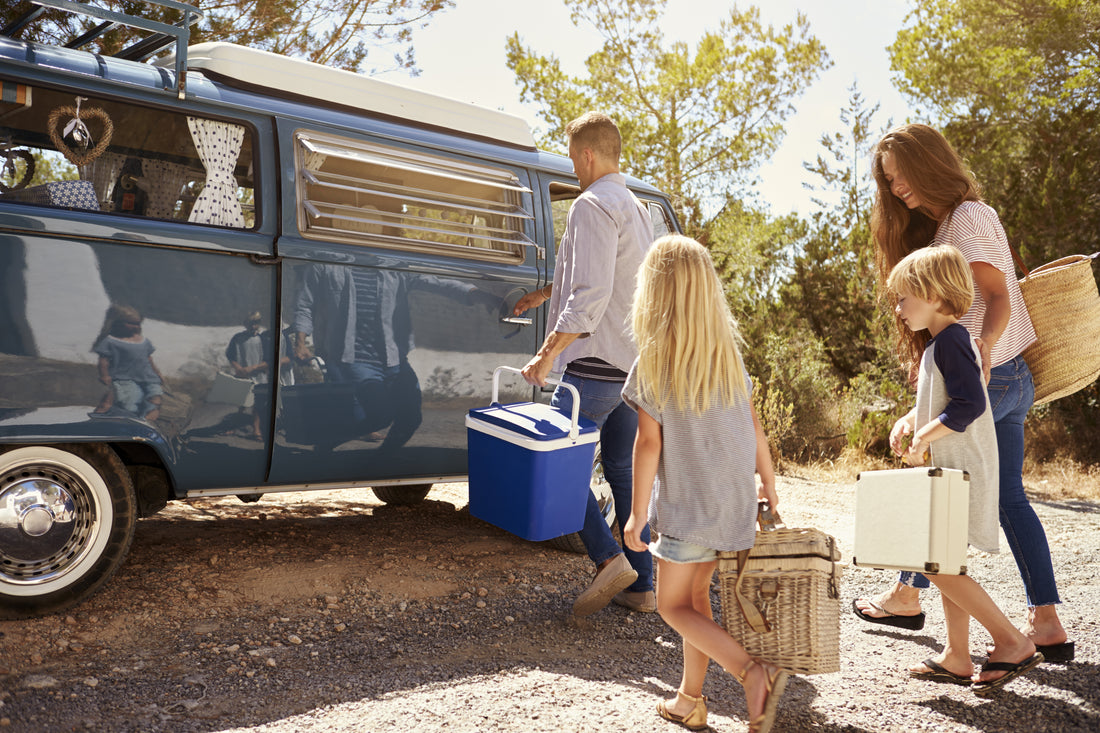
0, 482, 604, 730
1, 477, 1097, 733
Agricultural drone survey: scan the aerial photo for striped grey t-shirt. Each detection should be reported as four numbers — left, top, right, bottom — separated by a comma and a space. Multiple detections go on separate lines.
622, 358, 759, 553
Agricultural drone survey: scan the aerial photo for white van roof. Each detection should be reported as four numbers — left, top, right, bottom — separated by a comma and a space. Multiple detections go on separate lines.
176, 42, 537, 149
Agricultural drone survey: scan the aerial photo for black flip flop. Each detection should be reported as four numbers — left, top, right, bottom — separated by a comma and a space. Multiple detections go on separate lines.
972, 652, 1044, 697
1036, 641, 1074, 663
909, 658, 973, 686
851, 598, 926, 631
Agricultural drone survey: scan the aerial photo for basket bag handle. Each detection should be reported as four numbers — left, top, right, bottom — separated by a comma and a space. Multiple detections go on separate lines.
730, 500, 784, 634
1002, 232, 1099, 280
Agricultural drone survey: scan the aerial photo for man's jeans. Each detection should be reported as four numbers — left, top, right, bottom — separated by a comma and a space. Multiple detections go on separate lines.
551, 373, 653, 592
899, 356, 1060, 607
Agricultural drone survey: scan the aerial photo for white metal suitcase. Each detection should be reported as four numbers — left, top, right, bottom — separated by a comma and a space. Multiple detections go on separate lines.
853, 467, 969, 575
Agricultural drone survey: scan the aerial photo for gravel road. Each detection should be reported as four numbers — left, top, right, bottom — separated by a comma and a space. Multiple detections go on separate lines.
0, 475, 1097, 732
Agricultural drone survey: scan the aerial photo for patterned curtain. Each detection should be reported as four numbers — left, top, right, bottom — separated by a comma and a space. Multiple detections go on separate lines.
142, 159, 194, 219
80, 152, 128, 208
186, 117, 245, 227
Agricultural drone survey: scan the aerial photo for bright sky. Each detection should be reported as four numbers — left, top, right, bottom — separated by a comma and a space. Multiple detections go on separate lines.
380, 0, 918, 217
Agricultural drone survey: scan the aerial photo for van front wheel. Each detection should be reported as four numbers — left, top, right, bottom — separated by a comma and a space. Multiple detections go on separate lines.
0, 444, 137, 619
372, 484, 432, 506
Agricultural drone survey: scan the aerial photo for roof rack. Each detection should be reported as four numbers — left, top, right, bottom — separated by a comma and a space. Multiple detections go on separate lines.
0, 0, 202, 98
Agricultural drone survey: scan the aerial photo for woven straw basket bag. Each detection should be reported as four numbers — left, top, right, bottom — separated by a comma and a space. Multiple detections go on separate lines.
1014, 252, 1100, 404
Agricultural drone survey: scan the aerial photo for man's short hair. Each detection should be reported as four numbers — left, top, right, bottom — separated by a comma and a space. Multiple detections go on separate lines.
565, 112, 621, 162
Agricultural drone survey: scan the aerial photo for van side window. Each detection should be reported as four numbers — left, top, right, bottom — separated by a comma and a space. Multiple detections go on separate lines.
647, 201, 672, 238
0, 80, 255, 227
547, 182, 673, 246
295, 131, 534, 261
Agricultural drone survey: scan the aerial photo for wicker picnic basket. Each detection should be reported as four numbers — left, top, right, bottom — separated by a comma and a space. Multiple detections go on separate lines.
717, 503, 842, 675
1015, 252, 1100, 404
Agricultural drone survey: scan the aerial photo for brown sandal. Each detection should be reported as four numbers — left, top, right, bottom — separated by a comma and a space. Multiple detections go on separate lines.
734, 658, 789, 733
656, 690, 708, 731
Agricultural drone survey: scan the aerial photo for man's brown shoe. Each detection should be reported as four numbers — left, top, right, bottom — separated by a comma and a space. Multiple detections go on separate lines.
573, 553, 637, 617
613, 589, 656, 613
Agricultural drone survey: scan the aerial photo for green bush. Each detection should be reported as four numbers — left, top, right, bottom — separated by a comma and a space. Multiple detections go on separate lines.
748, 330, 843, 462
841, 369, 911, 458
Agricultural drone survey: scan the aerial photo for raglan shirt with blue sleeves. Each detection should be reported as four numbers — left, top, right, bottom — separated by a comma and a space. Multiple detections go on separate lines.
916, 322, 1000, 552
931, 324, 987, 432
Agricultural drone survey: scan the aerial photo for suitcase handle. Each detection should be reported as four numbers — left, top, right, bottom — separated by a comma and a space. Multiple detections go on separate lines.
492, 366, 583, 442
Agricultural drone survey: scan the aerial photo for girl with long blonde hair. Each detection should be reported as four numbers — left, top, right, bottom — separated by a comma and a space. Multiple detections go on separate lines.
622, 235, 785, 733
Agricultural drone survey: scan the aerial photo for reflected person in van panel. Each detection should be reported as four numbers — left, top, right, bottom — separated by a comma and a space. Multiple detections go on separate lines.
90, 304, 164, 421
291, 261, 490, 451
225, 310, 270, 440
515, 112, 655, 616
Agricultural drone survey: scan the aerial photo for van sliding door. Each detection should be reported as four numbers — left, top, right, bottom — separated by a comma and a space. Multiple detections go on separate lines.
266, 124, 542, 486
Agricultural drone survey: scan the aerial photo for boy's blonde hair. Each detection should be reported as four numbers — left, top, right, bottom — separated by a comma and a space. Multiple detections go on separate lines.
631, 235, 748, 414
886, 245, 974, 318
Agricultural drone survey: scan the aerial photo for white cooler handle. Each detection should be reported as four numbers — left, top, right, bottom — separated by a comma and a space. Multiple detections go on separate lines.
492, 365, 583, 442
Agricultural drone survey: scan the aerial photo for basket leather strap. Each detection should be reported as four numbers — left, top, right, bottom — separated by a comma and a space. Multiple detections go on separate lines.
732, 548, 772, 633
1009, 244, 1030, 278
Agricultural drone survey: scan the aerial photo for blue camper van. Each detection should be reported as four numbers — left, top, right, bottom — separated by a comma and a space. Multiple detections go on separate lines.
0, 2, 679, 617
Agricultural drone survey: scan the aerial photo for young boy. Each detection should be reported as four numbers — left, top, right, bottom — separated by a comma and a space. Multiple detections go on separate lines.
886, 245, 1043, 696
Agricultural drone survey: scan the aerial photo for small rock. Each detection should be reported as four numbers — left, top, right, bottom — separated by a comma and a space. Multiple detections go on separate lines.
82, 678, 98, 688
287, 635, 302, 645
24, 675, 59, 689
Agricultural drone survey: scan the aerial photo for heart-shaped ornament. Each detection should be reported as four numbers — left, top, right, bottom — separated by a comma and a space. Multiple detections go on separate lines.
47, 105, 114, 166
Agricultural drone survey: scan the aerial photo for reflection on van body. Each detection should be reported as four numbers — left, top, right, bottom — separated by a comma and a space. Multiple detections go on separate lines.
0, 2, 679, 618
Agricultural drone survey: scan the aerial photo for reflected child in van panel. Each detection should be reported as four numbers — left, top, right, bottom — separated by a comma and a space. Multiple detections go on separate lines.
91, 304, 164, 421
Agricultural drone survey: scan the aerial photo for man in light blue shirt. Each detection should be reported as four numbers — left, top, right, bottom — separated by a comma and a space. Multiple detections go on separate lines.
515, 112, 655, 616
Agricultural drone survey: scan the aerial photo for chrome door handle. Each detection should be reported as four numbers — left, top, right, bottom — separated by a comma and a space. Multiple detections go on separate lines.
500, 316, 533, 326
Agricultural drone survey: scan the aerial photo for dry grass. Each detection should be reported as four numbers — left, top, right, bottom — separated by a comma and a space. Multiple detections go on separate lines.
786, 449, 1100, 504
1021, 456, 1100, 502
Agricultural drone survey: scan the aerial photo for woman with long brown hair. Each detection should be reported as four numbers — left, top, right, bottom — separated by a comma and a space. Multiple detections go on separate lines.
852, 124, 1073, 668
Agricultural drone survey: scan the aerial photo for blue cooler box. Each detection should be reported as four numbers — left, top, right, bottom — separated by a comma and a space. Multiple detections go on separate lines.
466, 368, 599, 541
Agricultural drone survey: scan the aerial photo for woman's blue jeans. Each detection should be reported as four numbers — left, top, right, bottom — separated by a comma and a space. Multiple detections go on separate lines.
551, 373, 653, 593
899, 356, 1061, 607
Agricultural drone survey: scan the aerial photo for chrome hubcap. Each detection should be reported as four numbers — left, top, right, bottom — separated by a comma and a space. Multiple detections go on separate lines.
0, 465, 95, 585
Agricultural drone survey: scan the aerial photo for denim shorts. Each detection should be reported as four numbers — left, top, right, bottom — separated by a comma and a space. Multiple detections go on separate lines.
649, 534, 718, 564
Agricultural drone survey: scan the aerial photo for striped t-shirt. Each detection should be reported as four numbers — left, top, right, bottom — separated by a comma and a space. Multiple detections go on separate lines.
933, 201, 1036, 368
621, 358, 759, 553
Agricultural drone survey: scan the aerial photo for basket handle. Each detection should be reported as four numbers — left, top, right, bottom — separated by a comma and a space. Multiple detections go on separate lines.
1010, 246, 1099, 280
491, 365, 582, 442
730, 498, 786, 634
757, 499, 785, 531
732, 549, 772, 634
1009, 245, 1030, 279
